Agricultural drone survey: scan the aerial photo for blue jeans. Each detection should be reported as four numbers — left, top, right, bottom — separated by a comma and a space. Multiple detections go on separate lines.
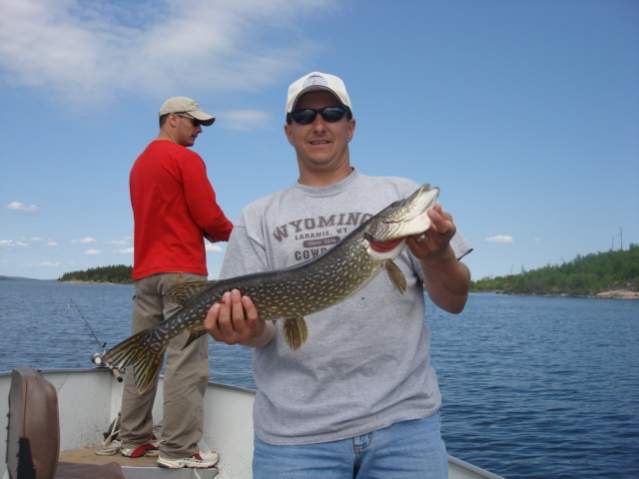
253, 415, 448, 479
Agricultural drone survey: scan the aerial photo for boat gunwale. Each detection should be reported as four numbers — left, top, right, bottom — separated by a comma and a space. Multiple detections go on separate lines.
0, 366, 256, 395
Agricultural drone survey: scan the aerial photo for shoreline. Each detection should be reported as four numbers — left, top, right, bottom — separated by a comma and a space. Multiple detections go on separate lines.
473, 289, 639, 300
58, 280, 131, 285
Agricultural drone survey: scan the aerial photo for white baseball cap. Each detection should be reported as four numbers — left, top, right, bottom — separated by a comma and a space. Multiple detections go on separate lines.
285, 71, 352, 114
159, 96, 215, 126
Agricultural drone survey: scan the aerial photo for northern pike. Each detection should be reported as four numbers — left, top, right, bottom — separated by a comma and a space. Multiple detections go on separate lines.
101, 184, 439, 393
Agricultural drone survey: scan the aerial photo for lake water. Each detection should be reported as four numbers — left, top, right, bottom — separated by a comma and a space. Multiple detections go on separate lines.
1, 278, 638, 478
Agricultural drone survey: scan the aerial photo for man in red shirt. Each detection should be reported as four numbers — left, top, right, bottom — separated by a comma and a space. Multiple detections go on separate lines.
119, 96, 233, 469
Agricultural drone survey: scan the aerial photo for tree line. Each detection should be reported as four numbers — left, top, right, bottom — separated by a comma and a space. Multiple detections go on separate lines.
58, 264, 133, 284
471, 244, 639, 295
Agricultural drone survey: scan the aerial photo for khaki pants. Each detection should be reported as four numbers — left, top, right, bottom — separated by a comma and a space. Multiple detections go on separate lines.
119, 272, 209, 459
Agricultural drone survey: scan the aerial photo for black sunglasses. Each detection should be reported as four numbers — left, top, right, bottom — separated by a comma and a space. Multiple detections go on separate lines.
286, 106, 351, 125
176, 113, 203, 127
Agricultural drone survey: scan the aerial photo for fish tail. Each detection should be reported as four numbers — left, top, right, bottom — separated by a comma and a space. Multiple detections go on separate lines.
102, 329, 166, 394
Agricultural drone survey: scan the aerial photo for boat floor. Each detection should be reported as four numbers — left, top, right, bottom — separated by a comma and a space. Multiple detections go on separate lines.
59, 447, 220, 478
60, 447, 158, 467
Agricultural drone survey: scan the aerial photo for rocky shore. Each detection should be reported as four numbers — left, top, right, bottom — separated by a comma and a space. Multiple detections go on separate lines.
594, 289, 639, 300
479, 289, 639, 300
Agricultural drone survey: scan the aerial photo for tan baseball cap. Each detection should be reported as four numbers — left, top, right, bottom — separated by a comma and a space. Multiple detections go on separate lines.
159, 96, 215, 126
285, 71, 352, 114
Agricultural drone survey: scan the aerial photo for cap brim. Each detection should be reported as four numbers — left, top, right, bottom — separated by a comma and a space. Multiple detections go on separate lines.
290, 86, 344, 112
189, 110, 216, 126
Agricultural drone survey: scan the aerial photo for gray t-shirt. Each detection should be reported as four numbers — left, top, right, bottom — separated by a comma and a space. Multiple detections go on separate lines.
220, 169, 471, 445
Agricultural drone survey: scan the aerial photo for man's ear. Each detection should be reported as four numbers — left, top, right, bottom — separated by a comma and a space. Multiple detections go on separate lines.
284, 123, 294, 145
347, 118, 356, 142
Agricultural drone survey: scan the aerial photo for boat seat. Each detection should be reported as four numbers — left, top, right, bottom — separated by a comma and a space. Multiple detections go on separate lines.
6, 367, 125, 479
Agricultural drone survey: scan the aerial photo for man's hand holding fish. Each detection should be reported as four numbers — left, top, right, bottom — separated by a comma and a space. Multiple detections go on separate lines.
205, 290, 273, 347
407, 203, 471, 314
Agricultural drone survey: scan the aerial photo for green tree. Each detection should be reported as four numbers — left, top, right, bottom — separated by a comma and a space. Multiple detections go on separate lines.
59, 264, 133, 284
471, 244, 639, 296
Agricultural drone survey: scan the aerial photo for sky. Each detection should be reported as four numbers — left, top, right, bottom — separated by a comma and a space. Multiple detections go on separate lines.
1, 0, 637, 281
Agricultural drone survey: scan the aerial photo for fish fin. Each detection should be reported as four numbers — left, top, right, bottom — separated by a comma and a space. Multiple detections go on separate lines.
283, 317, 308, 350
165, 281, 215, 306
183, 326, 206, 349
385, 260, 407, 293
101, 328, 166, 394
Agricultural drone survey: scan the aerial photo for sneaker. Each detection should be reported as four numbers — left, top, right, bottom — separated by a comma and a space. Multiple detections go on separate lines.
157, 451, 219, 469
95, 438, 121, 456
120, 442, 159, 458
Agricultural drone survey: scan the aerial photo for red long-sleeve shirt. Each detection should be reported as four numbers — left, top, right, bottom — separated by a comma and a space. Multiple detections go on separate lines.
130, 140, 233, 280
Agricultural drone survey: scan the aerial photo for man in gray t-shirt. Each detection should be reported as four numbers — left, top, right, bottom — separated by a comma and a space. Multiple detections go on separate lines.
204, 71, 472, 479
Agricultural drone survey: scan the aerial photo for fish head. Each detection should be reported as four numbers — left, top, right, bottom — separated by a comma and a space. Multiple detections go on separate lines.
364, 184, 439, 260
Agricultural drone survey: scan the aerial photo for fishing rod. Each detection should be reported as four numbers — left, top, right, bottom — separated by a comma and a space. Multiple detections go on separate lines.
68, 298, 123, 382
69, 298, 105, 350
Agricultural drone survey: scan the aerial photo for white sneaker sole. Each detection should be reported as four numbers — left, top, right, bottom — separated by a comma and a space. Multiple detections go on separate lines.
157, 453, 219, 469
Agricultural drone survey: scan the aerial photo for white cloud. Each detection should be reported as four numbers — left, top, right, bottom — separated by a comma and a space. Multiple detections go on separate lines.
107, 237, 133, 254
206, 243, 223, 253
73, 237, 97, 244
38, 261, 63, 267
0, 0, 333, 105
106, 238, 131, 246
0, 239, 29, 247
84, 249, 101, 255
47, 240, 58, 247
485, 235, 514, 244
7, 201, 39, 213
220, 109, 271, 130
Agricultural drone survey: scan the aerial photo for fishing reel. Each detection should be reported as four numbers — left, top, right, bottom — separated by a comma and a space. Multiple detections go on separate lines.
69, 299, 125, 383
91, 351, 124, 383
91, 351, 106, 367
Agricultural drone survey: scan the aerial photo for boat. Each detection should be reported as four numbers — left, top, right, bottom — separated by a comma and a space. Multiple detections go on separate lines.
1, 367, 504, 479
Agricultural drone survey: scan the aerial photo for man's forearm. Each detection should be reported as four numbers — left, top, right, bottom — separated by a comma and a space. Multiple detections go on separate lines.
422, 246, 471, 313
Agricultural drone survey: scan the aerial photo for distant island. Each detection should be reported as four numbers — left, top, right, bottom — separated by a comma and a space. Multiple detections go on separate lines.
58, 264, 133, 284
471, 244, 639, 299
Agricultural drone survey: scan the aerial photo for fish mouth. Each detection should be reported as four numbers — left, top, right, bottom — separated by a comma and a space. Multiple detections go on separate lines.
366, 236, 403, 253
366, 185, 440, 244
